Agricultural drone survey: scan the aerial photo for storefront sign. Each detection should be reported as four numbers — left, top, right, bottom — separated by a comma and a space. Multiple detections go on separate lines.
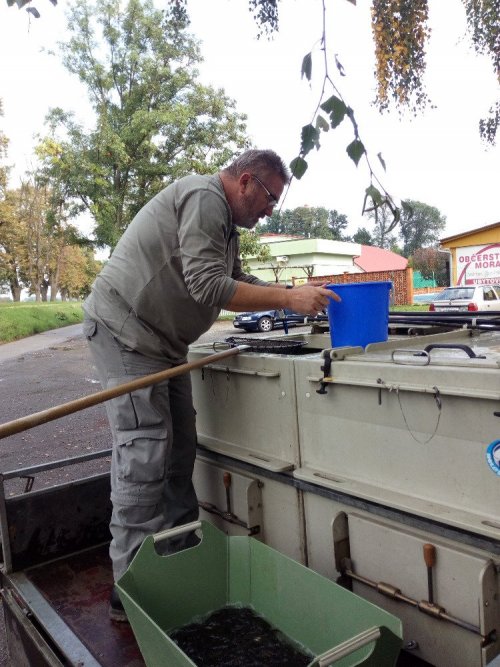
456, 243, 500, 285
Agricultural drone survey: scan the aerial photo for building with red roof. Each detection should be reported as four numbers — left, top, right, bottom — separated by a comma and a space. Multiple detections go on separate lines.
353, 245, 408, 272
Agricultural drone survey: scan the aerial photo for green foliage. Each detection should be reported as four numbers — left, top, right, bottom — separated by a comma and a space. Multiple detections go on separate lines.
399, 199, 446, 257
283, 5, 400, 231
371, 0, 431, 114
320, 95, 348, 129
289, 156, 308, 179
243, 0, 500, 241
300, 124, 320, 154
363, 201, 399, 249
391, 303, 428, 311
259, 206, 349, 241
358, 198, 446, 257
0, 173, 98, 301
0, 301, 83, 343
249, 0, 279, 38
301, 52, 312, 81
245, 1, 498, 144
0, 98, 9, 198
412, 246, 449, 286
238, 229, 270, 272
39, 0, 249, 248
463, 0, 500, 144
352, 227, 373, 245
346, 139, 366, 166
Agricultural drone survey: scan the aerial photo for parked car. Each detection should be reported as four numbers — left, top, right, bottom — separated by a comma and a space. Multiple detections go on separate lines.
233, 308, 327, 333
428, 285, 500, 312
413, 292, 441, 305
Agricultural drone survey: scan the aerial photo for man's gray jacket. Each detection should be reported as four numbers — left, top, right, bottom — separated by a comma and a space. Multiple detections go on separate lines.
84, 174, 268, 361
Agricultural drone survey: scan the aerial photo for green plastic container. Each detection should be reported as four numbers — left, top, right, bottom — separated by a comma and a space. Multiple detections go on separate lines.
117, 521, 402, 667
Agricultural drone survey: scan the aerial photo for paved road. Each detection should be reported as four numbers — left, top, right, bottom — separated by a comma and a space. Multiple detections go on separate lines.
0, 323, 85, 363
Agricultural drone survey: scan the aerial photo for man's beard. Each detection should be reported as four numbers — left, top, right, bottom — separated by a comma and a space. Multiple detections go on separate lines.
232, 193, 262, 229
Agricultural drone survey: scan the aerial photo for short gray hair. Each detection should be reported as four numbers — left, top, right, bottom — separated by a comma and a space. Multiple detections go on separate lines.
223, 149, 291, 184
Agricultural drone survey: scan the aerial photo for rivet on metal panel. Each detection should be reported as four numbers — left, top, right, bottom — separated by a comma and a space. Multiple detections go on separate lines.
405, 640, 419, 651
376, 378, 385, 405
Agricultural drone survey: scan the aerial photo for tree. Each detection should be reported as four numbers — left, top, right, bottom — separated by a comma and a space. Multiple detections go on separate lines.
16, 179, 50, 301
411, 246, 449, 286
352, 227, 373, 245
38, 0, 249, 248
0, 173, 95, 301
258, 206, 349, 240
238, 229, 270, 273
0, 190, 25, 301
0, 101, 21, 298
0, 99, 8, 198
364, 204, 399, 249
327, 209, 349, 240
399, 199, 446, 258
58, 245, 103, 299
0, 180, 49, 301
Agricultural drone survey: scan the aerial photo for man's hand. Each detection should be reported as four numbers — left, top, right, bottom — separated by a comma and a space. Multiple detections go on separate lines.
288, 285, 340, 315
227, 281, 340, 314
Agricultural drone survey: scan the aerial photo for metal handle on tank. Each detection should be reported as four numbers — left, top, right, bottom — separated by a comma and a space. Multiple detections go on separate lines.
311, 627, 381, 665
152, 520, 202, 544
391, 349, 430, 365
423, 344, 486, 359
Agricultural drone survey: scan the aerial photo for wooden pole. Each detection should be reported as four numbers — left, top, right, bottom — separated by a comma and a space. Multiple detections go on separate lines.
0, 345, 248, 440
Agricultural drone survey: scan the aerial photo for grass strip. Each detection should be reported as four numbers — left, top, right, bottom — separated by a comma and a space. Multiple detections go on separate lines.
0, 302, 84, 344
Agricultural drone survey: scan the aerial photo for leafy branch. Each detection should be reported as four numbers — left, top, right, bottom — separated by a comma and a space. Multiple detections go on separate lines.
6, 0, 57, 19
287, 0, 400, 230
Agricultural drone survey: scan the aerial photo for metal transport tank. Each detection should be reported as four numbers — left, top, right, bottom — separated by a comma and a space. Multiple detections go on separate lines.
293, 327, 500, 536
190, 326, 500, 667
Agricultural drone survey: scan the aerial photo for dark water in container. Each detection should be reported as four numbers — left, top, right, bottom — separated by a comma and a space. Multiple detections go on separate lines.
170, 604, 314, 666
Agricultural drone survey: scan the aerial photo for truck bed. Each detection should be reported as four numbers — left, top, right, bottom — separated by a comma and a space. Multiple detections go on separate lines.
0, 457, 431, 666
0, 464, 145, 666
25, 545, 143, 666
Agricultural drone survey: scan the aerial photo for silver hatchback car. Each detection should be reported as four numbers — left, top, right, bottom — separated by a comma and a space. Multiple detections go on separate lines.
429, 285, 500, 312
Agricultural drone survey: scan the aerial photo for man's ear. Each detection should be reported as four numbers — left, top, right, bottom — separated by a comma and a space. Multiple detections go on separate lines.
239, 172, 252, 194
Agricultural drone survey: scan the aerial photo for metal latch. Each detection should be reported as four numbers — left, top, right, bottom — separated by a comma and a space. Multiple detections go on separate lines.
198, 471, 260, 536
316, 354, 332, 395
340, 544, 495, 645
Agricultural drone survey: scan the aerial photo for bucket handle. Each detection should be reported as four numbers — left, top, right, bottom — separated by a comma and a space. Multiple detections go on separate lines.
309, 626, 381, 666
152, 520, 202, 545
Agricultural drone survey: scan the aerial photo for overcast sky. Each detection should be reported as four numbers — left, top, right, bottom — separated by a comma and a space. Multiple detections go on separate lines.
1, 0, 498, 241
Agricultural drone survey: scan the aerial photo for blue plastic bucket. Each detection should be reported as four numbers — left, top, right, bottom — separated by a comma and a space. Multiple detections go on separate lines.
327, 281, 392, 348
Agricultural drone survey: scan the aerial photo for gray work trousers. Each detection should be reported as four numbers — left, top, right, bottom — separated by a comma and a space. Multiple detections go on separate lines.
83, 318, 199, 581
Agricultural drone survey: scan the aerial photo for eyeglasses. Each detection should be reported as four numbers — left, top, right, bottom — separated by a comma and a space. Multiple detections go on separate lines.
251, 174, 279, 207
